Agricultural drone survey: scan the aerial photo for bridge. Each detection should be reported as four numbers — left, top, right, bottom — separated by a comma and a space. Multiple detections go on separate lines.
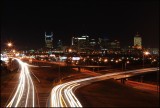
66, 65, 108, 72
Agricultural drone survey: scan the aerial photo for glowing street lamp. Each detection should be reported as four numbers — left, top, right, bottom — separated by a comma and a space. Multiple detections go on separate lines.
7, 42, 12, 47
68, 49, 72, 53
104, 59, 108, 62
144, 51, 150, 55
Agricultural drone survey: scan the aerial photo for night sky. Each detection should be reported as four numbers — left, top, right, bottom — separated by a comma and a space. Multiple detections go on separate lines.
1, 0, 159, 49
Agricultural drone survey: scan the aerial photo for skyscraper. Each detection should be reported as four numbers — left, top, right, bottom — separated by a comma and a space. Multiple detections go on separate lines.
133, 32, 142, 49
71, 35, 90, 52
45, 32, 53, 48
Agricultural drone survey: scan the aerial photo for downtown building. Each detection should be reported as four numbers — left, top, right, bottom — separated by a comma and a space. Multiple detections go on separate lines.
98, 37, 121, 54
45, 32, 53, 49
98, 38, 120, 49
71, 35, 121, 54
71, 35, 91, 53
133, 32, 142, 49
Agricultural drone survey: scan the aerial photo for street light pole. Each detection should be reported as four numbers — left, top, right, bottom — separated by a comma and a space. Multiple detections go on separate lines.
143, 54, 144, 68
121, 60, 127, 84
123, 60, 129, 80
7, 42, 13, 57
122, 60, 127, 71
122, 61, 123, 71
142, 51, 150, 68
124, 62, 127, 71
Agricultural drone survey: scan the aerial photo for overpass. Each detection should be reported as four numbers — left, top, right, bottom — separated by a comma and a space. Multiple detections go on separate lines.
48, 67, 159, 107
67, 65, 108, 72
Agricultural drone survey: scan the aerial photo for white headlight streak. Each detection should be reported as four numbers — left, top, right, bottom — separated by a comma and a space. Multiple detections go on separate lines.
48, 67, 157, 107
6, 58, 37, 107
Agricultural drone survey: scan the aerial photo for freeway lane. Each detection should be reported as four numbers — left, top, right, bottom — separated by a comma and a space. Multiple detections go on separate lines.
48, 67, 158, 107
6, 58, 38, 107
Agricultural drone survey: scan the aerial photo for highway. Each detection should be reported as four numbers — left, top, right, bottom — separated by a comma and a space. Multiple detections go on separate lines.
6, 58, 38, 107
48, 67, 158, 107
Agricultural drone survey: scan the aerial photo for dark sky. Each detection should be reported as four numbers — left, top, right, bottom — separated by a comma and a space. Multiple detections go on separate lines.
1, 0, 159, 49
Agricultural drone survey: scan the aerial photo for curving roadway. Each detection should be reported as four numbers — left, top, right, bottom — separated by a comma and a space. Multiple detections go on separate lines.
48, 67, 158, 107
6, 58, 38, 107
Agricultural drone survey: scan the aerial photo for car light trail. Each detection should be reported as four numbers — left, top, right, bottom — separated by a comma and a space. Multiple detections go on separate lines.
6, 58, 37, 107
48, 67, 158, 107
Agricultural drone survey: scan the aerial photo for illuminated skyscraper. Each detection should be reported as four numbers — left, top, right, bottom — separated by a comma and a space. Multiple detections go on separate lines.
133, 32, 142, 49
45, 32, 53, 48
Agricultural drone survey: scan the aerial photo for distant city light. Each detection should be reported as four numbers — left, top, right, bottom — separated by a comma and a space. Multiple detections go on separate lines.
1, 54, 8, 62
13, 49, 16, 53
72, 57, 80, 60
118, 59, 122, 61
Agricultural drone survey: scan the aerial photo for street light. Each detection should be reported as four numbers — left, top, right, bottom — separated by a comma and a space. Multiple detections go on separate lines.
143, 51, 150, 68
68, 49, 72, 53
7, 42, 12, 47
104, 59, 108, 62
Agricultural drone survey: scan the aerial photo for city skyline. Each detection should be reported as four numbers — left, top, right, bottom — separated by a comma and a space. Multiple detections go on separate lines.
1, 0, 159, 49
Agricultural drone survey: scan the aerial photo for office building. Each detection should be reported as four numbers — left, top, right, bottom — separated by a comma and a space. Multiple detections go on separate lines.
133, 32, 142, 49
72, 35, 90, 51
45, 32, 53, 48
